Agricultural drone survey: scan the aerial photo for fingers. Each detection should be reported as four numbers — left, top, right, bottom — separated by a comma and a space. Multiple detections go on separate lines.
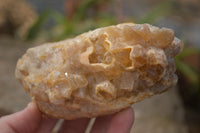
58, 118, 90, 133
0, 103, 134, 133
91, 107, 134, 133
0, 102, 58, 133
90, 114, 114, 133
0, 102, 42, 133
36, 116, 58, 133
107, 107, 134, 133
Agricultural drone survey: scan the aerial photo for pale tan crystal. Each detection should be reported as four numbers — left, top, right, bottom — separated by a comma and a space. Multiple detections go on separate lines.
15, 23, 183, 119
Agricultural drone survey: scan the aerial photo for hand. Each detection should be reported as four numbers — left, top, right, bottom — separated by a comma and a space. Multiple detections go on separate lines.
0, 102, 134, 133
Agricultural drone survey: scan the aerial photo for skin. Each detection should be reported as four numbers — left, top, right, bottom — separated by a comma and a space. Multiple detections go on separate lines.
0, 102, 134, 133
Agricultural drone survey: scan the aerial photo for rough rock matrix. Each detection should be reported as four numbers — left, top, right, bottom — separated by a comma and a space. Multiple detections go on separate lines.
15, 23, 183, 119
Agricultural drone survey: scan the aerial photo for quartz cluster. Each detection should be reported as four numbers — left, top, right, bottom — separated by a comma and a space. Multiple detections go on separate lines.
15, 23, 183, 119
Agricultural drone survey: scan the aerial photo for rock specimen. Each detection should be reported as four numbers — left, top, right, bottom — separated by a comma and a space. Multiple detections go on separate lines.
15, 23, 183, 119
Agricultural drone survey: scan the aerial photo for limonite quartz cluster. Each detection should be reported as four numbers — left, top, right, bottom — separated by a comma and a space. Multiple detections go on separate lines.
16, 23, 183, 119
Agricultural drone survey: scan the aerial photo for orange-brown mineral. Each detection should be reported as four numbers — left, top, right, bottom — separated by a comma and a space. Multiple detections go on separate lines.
15, 23, 183, 119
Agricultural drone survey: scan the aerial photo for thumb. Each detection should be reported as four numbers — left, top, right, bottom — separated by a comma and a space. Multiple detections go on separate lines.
0, 102, 42, 133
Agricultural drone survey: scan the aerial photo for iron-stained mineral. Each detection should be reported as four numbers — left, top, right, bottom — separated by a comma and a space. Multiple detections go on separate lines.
15, 23, 183, 119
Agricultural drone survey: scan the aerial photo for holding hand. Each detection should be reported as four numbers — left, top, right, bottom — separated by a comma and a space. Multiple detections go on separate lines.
0, 102, 134, 133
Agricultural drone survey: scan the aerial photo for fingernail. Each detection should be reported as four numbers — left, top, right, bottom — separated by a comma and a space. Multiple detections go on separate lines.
27, 102, 36, 110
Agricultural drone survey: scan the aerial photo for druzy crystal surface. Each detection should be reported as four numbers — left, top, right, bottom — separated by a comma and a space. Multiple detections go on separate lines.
16, 23, 183, 119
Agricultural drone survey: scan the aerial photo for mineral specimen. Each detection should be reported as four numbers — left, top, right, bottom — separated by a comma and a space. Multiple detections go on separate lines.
15, 23, 183, 119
